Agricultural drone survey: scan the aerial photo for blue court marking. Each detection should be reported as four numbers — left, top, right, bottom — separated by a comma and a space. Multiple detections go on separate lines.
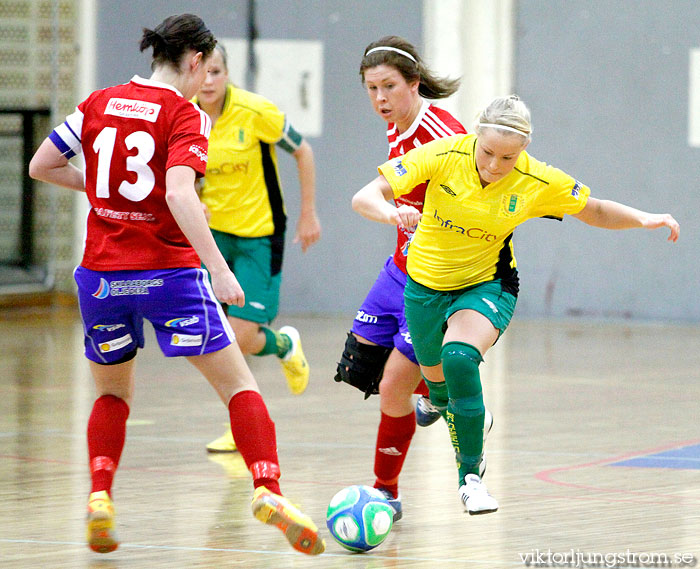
608, 443, 700, 470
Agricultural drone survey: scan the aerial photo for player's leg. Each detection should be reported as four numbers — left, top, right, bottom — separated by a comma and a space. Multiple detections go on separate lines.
335, 259, 401, 397
204, 313, 264, 453
88, 359, 135, 494
153, 268, 322, 555
187, 344, 278, 490
187, 342, 324, 555
73, 266, 145, 553
442, 310, 496, 479
204, 232, 297, 450
404, 275, 499, 514
226, 316, 267, 355
85, 358, 135, 553
372, 348, 421, 521
218, 232, 309, 396
442, 282, 516, 514
223, 316, 296, 361
395, 300, 440, 426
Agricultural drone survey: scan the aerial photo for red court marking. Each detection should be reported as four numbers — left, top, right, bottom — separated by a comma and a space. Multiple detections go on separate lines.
534, 437, 700, 500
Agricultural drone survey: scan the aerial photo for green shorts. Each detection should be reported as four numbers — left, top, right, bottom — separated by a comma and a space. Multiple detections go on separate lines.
403, 276, 517, 367
208, 229, 284, 324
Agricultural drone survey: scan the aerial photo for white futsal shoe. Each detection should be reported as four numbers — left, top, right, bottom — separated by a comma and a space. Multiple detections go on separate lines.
459, 473, 499, 515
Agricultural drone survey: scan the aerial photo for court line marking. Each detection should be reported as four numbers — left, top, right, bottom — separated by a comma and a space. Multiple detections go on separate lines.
0, 538, 524, 566
534, 437, 700, 500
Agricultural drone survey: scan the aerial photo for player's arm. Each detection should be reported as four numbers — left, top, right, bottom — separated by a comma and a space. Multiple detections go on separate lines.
165, 165, 245, 306
290, 139, 321, 252
351, 174, 421, 229
28, 137, 85, 192
193, 177, 211, 222
277, 120, 321, 253
572, 197, 679, 242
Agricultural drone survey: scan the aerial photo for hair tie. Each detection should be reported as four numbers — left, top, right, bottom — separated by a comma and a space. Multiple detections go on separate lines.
364, 46, 417, 63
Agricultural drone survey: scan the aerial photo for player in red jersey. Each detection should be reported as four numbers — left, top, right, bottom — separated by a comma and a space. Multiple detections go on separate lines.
334, 36, 486, 521
29, 14, 324, 556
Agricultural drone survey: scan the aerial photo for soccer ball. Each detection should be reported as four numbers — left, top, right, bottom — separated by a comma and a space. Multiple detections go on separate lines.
326, 485, 394, 552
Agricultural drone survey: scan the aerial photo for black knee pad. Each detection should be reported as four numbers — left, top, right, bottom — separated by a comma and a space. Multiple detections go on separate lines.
335, 332, 391, 399
96, 349, 137, 366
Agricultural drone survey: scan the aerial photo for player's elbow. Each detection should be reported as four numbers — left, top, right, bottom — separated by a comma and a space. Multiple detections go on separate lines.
28, 156, 48, 182
351, 192, 361, 213
294, 139, 314, 161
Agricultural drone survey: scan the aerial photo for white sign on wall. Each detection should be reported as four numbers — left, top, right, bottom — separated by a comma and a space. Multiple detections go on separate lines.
689, 48, 700, 148
218, 38, 324, 137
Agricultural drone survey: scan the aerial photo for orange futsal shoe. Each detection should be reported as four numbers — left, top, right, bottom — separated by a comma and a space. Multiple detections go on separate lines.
251, 486, 325, 555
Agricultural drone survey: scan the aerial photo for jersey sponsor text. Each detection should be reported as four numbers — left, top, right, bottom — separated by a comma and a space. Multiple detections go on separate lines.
99, 333, 133, 353
170, 333, 203, 347
355, 310, 378, 324
105, 98, 161, 123
189, 144, 208, 163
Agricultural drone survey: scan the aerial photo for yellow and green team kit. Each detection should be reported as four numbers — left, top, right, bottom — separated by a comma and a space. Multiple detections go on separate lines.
196, 83, 302, 238
378, 133, 591, 292
380, 133, 591, 487
193, 84, 303, 331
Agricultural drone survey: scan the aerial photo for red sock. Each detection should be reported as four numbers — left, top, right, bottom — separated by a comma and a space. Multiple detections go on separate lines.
413, 378, 430, 397
228, 390, 281, 495
373, 411, 416, 498
87, 395, 129, 496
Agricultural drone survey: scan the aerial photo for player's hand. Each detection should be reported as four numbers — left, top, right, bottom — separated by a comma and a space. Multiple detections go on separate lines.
210, 269, 245, 307
391, 204, 422, 229
643, 213, 680, 242
294, 210, 321, 252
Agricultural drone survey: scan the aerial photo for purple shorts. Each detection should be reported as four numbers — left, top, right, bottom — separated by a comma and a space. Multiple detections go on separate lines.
74, 266, 234, 364
351, 256, 417, 364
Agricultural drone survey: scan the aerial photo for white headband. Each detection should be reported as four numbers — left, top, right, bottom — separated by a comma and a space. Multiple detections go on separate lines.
478, 123, 530, 138
365, 46, 417, 63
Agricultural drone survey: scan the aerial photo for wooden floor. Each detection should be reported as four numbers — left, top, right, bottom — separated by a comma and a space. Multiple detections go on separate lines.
1, 308, 699, 568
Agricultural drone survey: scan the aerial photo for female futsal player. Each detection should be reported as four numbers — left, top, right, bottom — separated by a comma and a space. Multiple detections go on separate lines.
29, 14, 324, 556
352, 94, 679, 514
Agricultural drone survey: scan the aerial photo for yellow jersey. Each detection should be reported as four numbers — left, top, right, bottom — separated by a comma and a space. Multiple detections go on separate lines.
195, 84, 289, 237
378, 134, 590, 291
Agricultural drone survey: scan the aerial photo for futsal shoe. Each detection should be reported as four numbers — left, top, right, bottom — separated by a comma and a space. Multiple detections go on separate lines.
415, 395, 442, 427
86, 491, 119, 553
251, 486, 325, 555
459, 474, 499, 515
205, 429, 237, 453
279, 326, 310, 395
377, 488, 403, 522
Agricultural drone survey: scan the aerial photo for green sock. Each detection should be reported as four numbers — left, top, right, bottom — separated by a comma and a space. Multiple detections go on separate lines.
441, 341, 486, 483
424, 377, 448, 420
254, 326, 291, 358
447, 403, 486, 482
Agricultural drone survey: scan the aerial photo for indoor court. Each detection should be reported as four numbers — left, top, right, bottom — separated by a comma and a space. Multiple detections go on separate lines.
2, 310, 698, 568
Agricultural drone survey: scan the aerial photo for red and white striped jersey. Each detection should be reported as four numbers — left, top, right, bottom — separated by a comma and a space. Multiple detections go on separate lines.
385, 99, 466, 273
50, 75, 212, 270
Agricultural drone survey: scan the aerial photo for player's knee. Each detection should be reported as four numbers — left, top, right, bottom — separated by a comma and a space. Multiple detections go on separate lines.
441, 341, 483, 400
377, 370, 414, 401
335, 332, 391, 399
